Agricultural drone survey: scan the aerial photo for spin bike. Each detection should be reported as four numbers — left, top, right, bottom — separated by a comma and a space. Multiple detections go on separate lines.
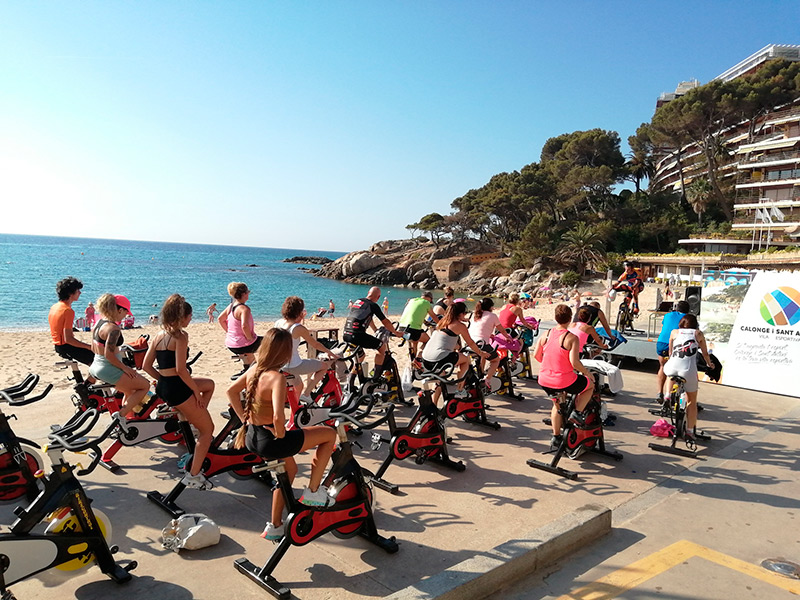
147, 401, 272, 518
0, 376, 52, 503
506, 316, 540, 381
649, 375, 711, 459
0, 408, 136, 598
234, 392, 398, 599
472, 337, 525, 400
340, 328, 409, 406
291, 346, 362, 429
610, 283, 641, 335
369, 387, 465, 494
527, 364, 623, 480
55, 359, 189, 472
422, 356, 500, 431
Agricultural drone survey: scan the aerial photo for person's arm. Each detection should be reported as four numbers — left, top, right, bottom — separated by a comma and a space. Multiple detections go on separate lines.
297, 325, 337, 359
239, 306, 255, 341
380, 318, 401, 337
426, 307, 439, 322
668, 329, 676, 356
175, 332, 202, 399
454, 323, 490, 358
513, 306, 533, 329
588, 325, 608, 349
218, 306, 230, 332
696, 331, 713, 366
103, 326, 135, 377
532, 332, 547, 362
268, 372, 288, 438
142, 337, 160, 382
598, 310, 612, 334
226, 371, 248, 421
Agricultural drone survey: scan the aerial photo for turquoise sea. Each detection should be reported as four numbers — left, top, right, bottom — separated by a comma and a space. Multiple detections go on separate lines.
0, 234, 431, 330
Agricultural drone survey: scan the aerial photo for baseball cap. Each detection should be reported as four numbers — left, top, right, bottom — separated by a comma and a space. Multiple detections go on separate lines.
114, 295, 132, 313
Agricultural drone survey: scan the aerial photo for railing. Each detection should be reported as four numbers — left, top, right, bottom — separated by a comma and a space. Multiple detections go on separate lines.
737, 171, 800, 185
738, 150, 800, 165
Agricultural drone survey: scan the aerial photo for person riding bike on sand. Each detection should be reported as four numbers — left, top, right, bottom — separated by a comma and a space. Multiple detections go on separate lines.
614, 262, 644, 315
342, 287, 402, 382
432, 286, 455, 319
499, 292, 536, 333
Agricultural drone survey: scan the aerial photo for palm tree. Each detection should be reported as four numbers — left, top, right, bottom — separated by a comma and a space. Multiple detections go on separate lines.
686, 177, 712, 226
554, 222, 606, 278
625, 151, 656, 195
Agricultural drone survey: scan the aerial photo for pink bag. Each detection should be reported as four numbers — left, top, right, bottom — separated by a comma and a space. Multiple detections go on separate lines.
650, 418, 675, 437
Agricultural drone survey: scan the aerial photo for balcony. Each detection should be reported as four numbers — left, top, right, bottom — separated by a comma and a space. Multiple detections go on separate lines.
737, 150, 800, 167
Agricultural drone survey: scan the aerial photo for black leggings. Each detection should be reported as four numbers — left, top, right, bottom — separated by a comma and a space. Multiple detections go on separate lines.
55, 344, 95, 367
245, 425, 305, 459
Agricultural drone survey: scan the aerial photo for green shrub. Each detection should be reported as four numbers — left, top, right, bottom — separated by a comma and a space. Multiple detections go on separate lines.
559, 270, 581, 288
480, 259, 512, 278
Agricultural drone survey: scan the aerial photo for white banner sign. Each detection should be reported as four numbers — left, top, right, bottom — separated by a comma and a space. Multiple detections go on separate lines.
722, 271, 800, 397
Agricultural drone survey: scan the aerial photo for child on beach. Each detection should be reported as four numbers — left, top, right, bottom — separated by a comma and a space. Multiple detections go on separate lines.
206, 303, 218, 323
143, 295, 216, 490
227, 328, 337, 540
89, 294, 150, 427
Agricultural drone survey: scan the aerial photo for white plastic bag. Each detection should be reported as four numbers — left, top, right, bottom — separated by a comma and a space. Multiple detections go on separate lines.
401, 365, 414, 392
161, 513, 220, 552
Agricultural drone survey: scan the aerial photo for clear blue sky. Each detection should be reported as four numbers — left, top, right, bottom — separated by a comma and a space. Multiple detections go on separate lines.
2, 1, 798, 252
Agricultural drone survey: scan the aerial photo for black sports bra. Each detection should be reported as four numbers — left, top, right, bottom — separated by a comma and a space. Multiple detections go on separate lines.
93, 319, 124, 346
155, 334, 189, 370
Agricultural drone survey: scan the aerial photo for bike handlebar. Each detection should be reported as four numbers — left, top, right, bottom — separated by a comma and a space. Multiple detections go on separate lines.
0, 374, 53, 407
47, 409, 118, 475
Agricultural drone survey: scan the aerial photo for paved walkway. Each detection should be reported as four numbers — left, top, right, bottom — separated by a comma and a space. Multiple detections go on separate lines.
4, 361, 798, 599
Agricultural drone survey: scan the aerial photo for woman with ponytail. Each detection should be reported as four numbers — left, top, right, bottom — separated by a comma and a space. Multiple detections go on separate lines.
468, 297, 514, 388
226, 328, 336, 541
143, 294, 215, 490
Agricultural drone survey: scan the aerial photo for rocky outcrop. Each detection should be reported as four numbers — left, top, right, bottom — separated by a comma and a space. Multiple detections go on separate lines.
283, 256, 332, 265
314, 238, 589, 298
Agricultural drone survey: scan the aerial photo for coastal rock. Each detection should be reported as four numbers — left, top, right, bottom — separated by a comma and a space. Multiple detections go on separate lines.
341, 253, 385, 277
283, 256, 332, 265
509, 269, 528, 283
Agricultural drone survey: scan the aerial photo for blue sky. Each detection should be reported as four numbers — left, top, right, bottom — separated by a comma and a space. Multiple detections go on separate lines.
2, 1, 798, 252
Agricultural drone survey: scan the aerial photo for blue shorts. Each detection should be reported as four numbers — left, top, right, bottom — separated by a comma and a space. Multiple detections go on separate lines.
657, 342, 670, 357
89, 355, 124, 385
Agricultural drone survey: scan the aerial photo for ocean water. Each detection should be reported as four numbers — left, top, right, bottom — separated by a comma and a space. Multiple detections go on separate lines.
0, 234, 432, 330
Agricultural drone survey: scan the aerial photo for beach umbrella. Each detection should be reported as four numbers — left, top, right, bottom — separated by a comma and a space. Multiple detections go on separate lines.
519, 292, 531, 299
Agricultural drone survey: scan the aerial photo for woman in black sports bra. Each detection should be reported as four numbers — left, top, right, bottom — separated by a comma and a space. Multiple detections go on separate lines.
143, 294, 216, 490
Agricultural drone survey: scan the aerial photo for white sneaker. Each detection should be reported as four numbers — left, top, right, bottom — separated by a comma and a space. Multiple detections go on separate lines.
261, 521, 285, 541
111, 411, 130, 434
299, 485, 334, 507
181, 471, 213, 490
453, 389, 469, 400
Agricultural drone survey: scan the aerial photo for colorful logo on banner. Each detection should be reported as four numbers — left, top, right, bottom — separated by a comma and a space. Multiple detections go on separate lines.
760, 287, 800, 326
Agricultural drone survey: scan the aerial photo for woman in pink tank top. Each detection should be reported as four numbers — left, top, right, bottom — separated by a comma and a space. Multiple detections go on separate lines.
498, 293, 536, 332
532, 304, 594, 449
567, 306, 609, 356
218, 282, 262, 367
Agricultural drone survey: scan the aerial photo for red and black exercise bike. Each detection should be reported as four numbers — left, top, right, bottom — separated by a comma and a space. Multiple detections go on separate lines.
234, 390, 398, 599
527, 360, 623, 481
0, 375, 52, 503
369, 387, 465, 494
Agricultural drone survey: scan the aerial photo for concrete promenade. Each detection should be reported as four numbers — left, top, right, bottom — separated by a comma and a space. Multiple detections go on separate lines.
5, 361, 799, 600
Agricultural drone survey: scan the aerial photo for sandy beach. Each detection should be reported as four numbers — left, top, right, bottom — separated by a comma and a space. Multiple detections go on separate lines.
4, 283, 662, 409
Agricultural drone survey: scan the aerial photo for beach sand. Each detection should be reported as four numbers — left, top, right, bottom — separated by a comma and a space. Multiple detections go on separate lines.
4, 283, 663, 409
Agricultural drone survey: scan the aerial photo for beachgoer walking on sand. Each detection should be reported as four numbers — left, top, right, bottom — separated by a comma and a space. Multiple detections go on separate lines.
382, 297, 389, 314
347, 299, 353, 311
328, 299, 335, 317
572, 289, 581, 315
85, 302, 95, 328
206, 303, 218, 323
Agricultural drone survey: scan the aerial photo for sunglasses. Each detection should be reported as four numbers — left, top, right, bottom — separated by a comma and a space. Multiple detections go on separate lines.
117, 305, 129, 313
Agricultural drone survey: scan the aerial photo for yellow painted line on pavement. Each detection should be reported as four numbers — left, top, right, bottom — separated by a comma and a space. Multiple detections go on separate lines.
556, 540, 800, 600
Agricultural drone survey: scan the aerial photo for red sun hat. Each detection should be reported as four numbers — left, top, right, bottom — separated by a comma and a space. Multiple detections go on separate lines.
114, 295, 132, 314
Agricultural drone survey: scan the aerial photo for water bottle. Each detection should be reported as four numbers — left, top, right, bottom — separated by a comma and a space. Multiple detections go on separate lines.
679, 393, 686, 409
403, 332, 412, 341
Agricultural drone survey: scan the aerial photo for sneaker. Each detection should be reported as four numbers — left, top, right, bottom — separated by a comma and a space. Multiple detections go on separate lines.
568, 410, 586, 426
549, 435, 563, 451
656, 393, 664, 405
261, 521, 285, 541
181, 471, 213, 491
453, 389, 470, 400
111, 411, 130, 434
299, 485, 335, 507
